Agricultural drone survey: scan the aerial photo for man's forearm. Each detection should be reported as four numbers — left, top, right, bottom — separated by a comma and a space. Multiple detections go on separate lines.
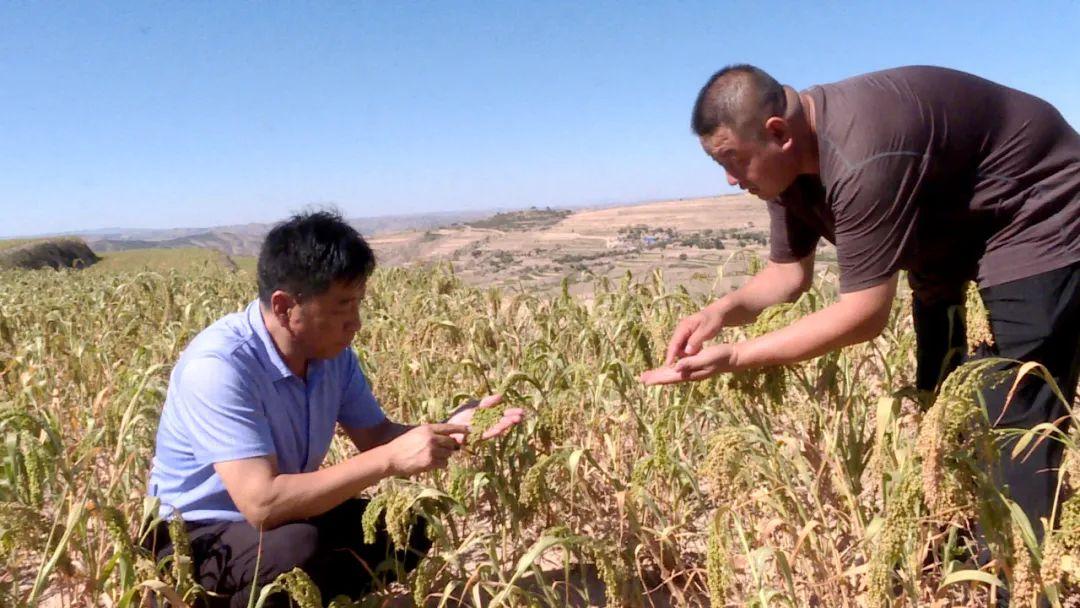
374, 421, 412, 446
345, 419, 413, 453
715, 262, 809, 326
732, 285, 893, 369
255, 445, 396, 529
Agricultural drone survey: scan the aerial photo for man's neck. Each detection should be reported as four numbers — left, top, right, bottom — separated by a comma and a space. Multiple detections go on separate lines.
260, 306, 309, 379
797, 91, 817, 136
785, 86, 820, 176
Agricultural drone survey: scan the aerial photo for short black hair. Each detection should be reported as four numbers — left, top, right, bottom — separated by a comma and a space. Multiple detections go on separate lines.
257, 210, 376, 305
691, 64, 786, 138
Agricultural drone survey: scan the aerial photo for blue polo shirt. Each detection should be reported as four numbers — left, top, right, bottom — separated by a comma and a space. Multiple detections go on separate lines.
148, 300, 386, 522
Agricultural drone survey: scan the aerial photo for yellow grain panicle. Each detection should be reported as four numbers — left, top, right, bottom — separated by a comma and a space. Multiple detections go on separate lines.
383, 486, 417, 549
1041, 494, 1080, 595
706, 511, 732, 606
866, 467, 923, 606
700, 426, 761, 504
916, 358, 1001, 519
964, 283, 994, 351
467, 404, 504, 444
167, 514, 197, 594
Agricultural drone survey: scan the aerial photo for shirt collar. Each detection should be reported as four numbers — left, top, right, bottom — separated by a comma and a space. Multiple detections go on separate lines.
247, 300, 295, 381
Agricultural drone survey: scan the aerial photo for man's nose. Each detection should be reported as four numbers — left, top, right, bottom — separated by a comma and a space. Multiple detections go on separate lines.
726, 173, 739, 187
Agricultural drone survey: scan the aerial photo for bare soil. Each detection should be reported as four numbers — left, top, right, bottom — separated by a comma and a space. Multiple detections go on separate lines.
368, 195, 836, 299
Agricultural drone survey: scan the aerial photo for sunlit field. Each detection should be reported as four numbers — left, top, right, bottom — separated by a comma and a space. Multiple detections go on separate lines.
87, 248, 225, 274
0, 240, 39, 252
1, 257, 1077, 607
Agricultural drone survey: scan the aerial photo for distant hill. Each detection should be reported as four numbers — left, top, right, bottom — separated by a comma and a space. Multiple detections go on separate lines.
0, 196, 810, 298
363, 194, 800, 297
87, 232, 265, 256
0, 238, 100, 270
76, 210, 496, 257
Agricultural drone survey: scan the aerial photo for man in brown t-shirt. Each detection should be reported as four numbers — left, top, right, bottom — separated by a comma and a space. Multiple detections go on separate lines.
642, 65, 1080, 544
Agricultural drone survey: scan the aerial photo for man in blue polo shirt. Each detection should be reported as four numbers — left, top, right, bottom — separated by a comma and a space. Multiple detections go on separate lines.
145, 211, 523, 607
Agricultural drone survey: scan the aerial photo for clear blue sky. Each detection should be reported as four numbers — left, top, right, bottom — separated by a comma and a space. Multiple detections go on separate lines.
2, 1, 1078, 237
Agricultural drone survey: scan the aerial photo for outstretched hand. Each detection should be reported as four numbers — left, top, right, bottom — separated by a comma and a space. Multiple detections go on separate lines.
640, 343, 738, 386
385, 423, 469, 476
664, 303, 726, 366
445, 394, 525, 444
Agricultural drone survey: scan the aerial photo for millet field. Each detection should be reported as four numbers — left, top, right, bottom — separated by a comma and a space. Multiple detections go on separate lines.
1, 258, 1078, 607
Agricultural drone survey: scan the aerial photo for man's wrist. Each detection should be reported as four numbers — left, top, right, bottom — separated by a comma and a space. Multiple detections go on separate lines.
708, 296, 735, 319
364, 442, 399, 478
389, 422, 414, 441
729, 340, 749, 371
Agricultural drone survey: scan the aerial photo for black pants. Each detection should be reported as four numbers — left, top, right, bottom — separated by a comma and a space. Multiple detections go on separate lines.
143, 498, 432, 607
914, 262, 1080, 542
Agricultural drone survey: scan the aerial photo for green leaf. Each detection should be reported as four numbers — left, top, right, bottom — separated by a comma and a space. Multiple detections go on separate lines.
487, 532, 588, 607
939, 569, 1003, 588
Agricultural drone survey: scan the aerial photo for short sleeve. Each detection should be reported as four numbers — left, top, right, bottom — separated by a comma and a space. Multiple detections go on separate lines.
175, 356, 275, 465
831, 154, 924, 293
767, 199, 820, 263
338, 349, 386, 429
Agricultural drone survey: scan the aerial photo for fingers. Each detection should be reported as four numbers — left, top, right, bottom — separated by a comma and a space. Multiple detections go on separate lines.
680, 367, 718, 382
481, 424, 512, 440
446, 394, 503, 427
398, 403, 528, 475
639, 366, 685, 386
431, 445, 455, 460
492, 408, 525, 428
674, 349, 713, 374
664, 320, 696, 366
426, 433, 459, 470
685, 317, 720, 356
439, 401, 526, 447
481, 409, 525, 439
432, 433, 460, 450
642, 346, 725, 384
428, 423, 471, 436
639, 365, 716, 386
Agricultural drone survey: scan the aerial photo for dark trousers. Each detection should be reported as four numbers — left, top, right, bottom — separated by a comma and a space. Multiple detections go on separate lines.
914, 262, 1080, 542
143, 498, 432, 607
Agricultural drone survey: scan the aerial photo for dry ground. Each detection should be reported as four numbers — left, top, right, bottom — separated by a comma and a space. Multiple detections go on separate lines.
368, 194, 836, 298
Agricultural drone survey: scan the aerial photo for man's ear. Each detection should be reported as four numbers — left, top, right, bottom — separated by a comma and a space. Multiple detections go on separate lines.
764, 116, 792, 149
269, 290, 297, 326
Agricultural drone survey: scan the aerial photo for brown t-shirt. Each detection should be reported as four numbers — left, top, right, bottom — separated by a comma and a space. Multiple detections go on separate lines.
769, 66, 1080, 303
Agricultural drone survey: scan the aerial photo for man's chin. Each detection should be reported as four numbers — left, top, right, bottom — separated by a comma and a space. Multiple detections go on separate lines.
317, 345, 351, 359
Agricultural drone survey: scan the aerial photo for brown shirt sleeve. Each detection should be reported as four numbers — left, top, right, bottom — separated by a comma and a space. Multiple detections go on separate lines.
767, 198, 819, 263
831, 153, 925, 293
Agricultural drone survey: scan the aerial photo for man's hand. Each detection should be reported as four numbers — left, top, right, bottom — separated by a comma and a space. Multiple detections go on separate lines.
642, 343, 737, 385
662, 257, 815, 367
445, 394, 525, 444
643, 274, 899, 388
664, 303, 727, 366
385, 423, 468, 476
